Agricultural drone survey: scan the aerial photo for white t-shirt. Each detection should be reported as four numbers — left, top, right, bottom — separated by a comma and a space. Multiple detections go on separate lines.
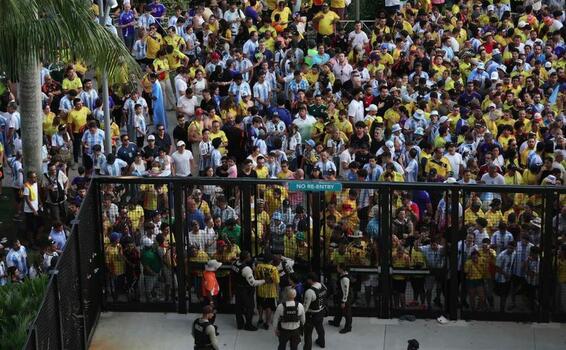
171, 150, 194, 176
348, 99, 365, 124
348, 31, 369, 48
177, 95, 198, 117
174, 75, 188, 100
23, 182, 39, 213
292, 115, 316, 141
339, 149, 355, 179
445, 153, 464, 177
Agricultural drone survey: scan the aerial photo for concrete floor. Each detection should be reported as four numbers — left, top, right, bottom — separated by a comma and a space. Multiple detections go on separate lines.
90, 312, 566, 350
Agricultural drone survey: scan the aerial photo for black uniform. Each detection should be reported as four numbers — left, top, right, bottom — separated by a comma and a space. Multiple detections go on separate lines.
192, 318, 215, 350
332, 273, 353, 331
278, 302, 302, 350
304, 283, 327, 350
231, 260, 255, 329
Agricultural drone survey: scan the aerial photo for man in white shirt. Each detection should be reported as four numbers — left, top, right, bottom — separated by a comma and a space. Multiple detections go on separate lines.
348, 21, 369, 49
174, 67, 189, 100
347, 88, 365, 124
339, 145, 355, 180
176, 88, 198, 118
171, 140, 194, 176
292, 105, 316, 142
444, 143, 464, 179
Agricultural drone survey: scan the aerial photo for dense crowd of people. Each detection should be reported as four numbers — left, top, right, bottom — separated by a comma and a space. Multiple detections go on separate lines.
1, 1, 566, 348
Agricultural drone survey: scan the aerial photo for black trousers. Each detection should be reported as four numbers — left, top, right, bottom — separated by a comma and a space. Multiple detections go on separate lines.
278, 328, 301, 350
73, 133, 81, 163
333, 301, 352, 330
235, 287, 254, 328
303, 311, 325, 350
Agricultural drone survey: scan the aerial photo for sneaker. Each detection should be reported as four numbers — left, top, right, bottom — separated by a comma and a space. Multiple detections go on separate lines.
339, 328, 351, 334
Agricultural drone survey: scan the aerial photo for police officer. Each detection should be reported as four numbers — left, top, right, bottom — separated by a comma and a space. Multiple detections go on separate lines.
328, 263, 352, 334
192, 305, 219, 350
273, 287, 306, 350
303, 272, 327, 349
232, 250, 266, 331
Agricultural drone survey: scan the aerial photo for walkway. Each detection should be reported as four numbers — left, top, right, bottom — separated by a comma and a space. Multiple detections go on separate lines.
90, 312, 566, 350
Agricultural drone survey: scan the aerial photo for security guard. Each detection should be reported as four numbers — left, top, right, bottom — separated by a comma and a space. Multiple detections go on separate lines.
303, 272, 327, 349
232, 250, 266, 331
328, 263, 352, 334
273, 287, 306, 350
192, 305, 219, 350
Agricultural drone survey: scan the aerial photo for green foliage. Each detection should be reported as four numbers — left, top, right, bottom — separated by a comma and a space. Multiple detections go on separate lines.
160, 0, 183, 12
0, 0, 140, 81
0, 276, 49, 350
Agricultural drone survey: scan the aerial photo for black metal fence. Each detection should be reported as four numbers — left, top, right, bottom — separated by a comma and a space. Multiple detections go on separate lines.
22, 177, 566, 349
92, 177, 566, 323
23, 185, 103, 350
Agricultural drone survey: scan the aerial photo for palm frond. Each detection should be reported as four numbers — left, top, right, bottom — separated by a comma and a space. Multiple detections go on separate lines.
0, 0, 140, 80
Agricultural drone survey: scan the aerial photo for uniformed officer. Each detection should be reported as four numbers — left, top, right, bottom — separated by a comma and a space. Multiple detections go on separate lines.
303, 272, 327, 349
328, 263, 352, 334
192, 305, 219, 350
273, 287, 306, 350
231, 250, 266, 331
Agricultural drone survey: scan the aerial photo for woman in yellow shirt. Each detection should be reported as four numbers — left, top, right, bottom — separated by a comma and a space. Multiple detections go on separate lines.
42, 104, 58, 138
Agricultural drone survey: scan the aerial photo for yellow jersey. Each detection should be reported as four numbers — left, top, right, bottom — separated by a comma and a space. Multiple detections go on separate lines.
68, 106, 91, 133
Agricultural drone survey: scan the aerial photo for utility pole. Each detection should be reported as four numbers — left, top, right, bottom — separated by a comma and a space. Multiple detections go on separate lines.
97, 0, 112, 154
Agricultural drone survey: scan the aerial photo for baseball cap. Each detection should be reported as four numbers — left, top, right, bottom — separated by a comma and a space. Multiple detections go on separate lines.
176, 140, 186, 147
148, 134, 155, 140
490, 72, 499, 81
365, 104, 378, 112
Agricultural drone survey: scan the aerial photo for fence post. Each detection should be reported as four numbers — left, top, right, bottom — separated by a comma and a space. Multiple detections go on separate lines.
73, 226, 88, 350
91, 181, 107, 311
448, 188, 460, 321
241, 185, 253, 253
379, 188, 391, 319
540, 189, 555, 322
312, 191, 321, 274
173, 183, 187, 314
50, 270, 64, 350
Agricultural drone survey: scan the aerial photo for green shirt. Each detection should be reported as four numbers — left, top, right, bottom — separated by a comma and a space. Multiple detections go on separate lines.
221, 225, 241, 244
308, 104, 328, 121
141, 248, 162, 274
